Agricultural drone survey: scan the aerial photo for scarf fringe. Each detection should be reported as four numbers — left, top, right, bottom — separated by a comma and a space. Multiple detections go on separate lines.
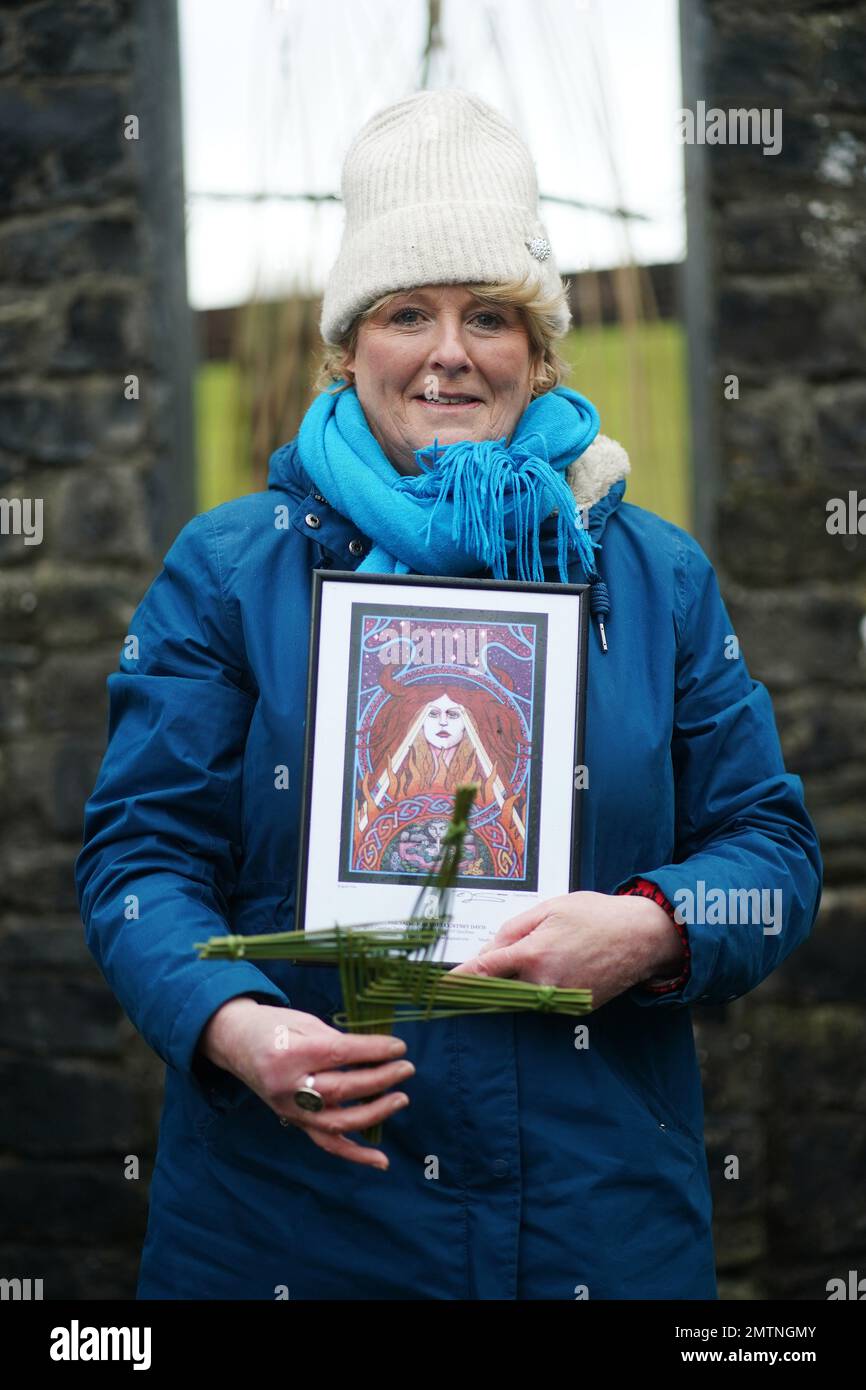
400, 430, 600, 584
294, 382, 603, 581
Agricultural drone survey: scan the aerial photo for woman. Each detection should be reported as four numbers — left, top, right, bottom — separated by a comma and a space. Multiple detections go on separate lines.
75, 89, 822, 1300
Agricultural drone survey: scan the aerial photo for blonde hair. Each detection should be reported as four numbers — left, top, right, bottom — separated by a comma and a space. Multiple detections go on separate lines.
313, 271, 573, 398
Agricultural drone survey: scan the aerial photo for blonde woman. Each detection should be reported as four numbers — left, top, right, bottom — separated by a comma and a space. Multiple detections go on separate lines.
76, 89, 821, 1300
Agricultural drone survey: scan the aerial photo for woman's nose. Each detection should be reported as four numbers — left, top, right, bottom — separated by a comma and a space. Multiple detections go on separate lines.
428, 320, 473, 372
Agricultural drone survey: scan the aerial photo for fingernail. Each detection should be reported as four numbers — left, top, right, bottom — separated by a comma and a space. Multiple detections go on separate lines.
393, 1093, 409, 1109
399, 1062, 415, 1076
389, 1040, 406, 1056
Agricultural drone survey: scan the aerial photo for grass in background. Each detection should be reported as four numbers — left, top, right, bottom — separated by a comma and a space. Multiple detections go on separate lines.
196, 320, 691, 530
196, 362, 251, 513
562, 319, 691, 531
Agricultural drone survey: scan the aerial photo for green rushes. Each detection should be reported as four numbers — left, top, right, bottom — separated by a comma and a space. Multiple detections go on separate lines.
195, 784, 592, 1142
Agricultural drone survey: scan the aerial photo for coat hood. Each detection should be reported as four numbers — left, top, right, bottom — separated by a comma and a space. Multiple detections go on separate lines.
563, 432, 631, 510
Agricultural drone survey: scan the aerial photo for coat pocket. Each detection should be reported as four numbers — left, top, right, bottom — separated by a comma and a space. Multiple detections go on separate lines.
597, 1045, 705, 1150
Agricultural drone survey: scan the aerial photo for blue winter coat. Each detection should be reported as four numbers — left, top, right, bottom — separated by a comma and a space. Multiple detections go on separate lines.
75, 434, 822, 1300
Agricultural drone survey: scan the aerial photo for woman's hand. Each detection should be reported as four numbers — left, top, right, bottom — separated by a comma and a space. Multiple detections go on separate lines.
449, 890, 685, 1010
198, 998, 414, 1170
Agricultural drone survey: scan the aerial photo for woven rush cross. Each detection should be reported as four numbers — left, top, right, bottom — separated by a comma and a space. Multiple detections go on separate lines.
196, 784, 592, 1141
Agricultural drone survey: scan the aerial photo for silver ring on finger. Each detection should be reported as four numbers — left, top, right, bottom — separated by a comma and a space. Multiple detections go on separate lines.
292, 1074, 326, 1114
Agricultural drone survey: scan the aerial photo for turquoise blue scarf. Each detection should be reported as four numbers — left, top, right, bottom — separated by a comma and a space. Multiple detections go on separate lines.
295, 381, 601, 583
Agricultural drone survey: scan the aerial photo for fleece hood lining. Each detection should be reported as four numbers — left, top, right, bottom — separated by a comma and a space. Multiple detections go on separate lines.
563, 433, 631, 509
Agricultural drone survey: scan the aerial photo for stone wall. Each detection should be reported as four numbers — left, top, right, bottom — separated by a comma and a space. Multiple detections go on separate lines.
0, 0, 193, 1297
684, 0, 866, 1298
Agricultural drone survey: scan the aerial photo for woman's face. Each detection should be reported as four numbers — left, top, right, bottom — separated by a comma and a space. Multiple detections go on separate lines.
343, 285, 538, 475
423, 694, 465, 751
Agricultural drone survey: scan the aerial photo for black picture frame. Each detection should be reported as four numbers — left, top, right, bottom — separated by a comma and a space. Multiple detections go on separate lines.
295, 570, 589, 964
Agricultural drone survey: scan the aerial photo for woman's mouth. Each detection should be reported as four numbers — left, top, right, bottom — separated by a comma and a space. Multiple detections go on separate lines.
413, 395, 482, 411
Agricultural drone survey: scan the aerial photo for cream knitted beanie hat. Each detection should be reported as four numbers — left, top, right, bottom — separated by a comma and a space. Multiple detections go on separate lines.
320, 88, 571, 345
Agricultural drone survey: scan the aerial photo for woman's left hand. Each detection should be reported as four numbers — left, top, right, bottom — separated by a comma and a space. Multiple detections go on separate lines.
448, 890, 684, 1010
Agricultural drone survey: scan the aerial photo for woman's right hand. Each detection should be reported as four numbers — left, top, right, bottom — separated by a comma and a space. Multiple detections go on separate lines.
198, 997, 414, 1170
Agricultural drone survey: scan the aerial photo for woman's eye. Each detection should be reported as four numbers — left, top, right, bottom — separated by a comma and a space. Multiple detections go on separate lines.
391, 307, 423, 324
472, 312, 505, 329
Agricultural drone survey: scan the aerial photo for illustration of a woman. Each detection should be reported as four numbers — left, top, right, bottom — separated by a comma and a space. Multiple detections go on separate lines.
354, 669, 529, 875
397, 692, 491, 795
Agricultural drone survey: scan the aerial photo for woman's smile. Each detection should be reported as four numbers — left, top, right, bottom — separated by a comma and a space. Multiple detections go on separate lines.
413, 397, 483, 412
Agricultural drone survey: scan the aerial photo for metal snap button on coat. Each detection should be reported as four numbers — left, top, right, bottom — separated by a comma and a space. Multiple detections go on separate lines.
312, 492, 328, 505
348, 538, 365, 555
305, 513, 321, 529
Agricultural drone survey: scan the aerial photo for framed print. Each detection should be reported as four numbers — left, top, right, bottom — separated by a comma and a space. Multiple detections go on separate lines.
295, 571, 589, 966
